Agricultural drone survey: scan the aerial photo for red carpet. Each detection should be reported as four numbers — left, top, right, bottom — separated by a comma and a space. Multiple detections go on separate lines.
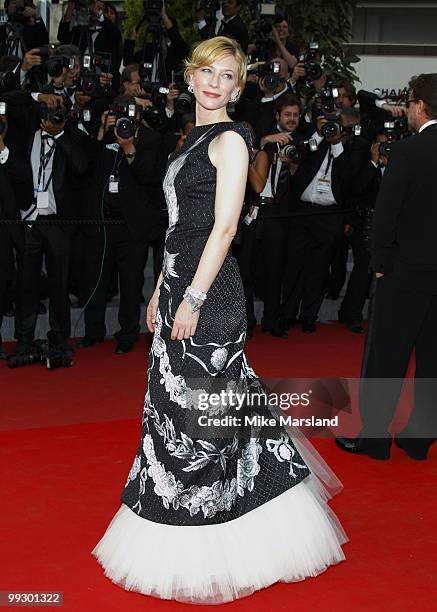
1, 323, 436, 611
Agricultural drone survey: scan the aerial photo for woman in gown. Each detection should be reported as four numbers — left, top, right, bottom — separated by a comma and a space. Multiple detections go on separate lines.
92, 36, 347, 604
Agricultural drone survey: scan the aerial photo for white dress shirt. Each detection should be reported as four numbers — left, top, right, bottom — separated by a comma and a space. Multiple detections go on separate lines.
301, 131, 344, 205
419, 119, 437, 133
21, 129, 64, 221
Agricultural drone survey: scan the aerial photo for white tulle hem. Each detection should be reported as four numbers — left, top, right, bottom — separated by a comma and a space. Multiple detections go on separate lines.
92, 474, 347, 604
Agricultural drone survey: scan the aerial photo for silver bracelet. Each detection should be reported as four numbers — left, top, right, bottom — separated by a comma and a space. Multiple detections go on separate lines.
183, 286, 207, 312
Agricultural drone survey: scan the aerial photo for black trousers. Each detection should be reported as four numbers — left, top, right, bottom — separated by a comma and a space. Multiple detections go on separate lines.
281, 204, 344, 323
328, 234, 349, 297
81, 225, 155, 343
360, 272, 437, 439
0, 225, 23, 342
234, 219, 258, 330
339, 219, 372, 322
15, 223, 72, 343
257, 201, 290, 328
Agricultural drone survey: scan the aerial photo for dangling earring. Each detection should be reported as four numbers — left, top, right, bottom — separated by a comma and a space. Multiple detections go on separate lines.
188, 82, 194, 94
229, 90, 239, 103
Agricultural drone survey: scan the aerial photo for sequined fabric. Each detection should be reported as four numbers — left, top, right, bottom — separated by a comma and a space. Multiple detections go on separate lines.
121, 122, 310, 526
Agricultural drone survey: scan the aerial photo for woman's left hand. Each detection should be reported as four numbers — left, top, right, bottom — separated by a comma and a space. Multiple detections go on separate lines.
171, 300, 200, 340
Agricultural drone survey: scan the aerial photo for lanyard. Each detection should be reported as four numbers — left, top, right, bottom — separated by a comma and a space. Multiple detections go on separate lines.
37, 136, 56, 192
323, 147, 333, 178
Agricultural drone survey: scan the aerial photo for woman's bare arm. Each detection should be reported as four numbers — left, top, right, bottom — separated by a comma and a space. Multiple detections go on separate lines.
190, 130, 249, 293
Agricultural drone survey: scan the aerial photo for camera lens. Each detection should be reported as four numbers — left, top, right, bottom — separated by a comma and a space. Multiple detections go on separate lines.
116, 117, 135, 139
175, 93, 192, 114
281, 144, 298, 161
321, 121, 340, 139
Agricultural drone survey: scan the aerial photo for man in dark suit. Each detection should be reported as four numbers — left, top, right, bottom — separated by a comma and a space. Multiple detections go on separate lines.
336, 73, 437, 460
195, 0, 249, 52
77, 95, 166, 354
0, 112, 28, 358
12, 102, 88, 355
57, 0, 122, 89
279, 110, 368, 333
0, 0, 48, 58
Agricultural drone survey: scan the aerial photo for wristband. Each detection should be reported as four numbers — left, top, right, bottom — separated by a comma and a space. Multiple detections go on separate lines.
183, 286, 207, 312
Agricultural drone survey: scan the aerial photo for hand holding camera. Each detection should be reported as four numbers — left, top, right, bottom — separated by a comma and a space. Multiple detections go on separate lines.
37, 94, 64, 109
21, 48, 42, 72
98, 109, 116, 140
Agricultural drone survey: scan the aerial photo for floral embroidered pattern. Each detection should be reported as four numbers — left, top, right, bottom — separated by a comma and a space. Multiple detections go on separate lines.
266, 433, 307, 477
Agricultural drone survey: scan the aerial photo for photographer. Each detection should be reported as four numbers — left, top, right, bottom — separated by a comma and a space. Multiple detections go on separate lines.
253, 57, 294, 141
279, 106, 369, 333
269, 17, 299, 71
124, 1, 188, 83
78, 94, 166, 354
57, 0, 121, 90
12, 98, 88, 356
0, 0, 48, 59
0, 109, 28, 358
337, 127, 389, 333
195, 0, 249, 52
256, 93, 303, 337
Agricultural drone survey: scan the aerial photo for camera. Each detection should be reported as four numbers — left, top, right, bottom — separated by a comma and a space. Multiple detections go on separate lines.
40, 102, 68, 125
143, 0, 163, 32
321, 116, 341, 139
300, 42, 323, 82
108, 103, 141, 139
378, 119, 408, 156
260, 60, 282, 90
158, 70, 193, 114
77, 53, 111, 97
281, 136, 318, 162
6, 340, 73, 370
316, 84, 339, 115
40, 48, 75, 78
69, 107, 91, 125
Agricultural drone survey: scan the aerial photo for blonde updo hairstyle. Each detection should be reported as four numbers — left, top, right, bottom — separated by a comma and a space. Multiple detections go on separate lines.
184, 36, 247, 102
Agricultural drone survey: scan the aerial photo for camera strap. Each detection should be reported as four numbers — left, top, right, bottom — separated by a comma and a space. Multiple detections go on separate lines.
37, 136, 56, 193
322, 147, 334, 178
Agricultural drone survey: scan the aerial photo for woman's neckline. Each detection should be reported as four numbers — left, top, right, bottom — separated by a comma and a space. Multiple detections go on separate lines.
192, 120, 235, 128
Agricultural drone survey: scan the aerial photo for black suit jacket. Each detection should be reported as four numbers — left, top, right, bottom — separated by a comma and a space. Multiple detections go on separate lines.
123, 25, 189, 82
88, 124, 167, 242
371, 123, 437, 288
0, 19, 48, 56
199, 15, 249, 52
57, 18, 122, 88
17, 113, 88, 219
292, 134, 368, 207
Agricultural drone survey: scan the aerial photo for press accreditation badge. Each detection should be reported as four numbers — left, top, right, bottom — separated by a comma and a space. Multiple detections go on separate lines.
316, 178, 331, 194
109, 175, 119, 194
36, 191, 49, 209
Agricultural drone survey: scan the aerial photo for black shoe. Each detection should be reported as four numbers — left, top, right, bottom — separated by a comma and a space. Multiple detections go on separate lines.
278, 317, 296, 331
52, 338, 75, 357
348, 321, 364, 334
76, 336, 104, 349
261, 324, 288, 339
13, 340, 33, 355
115, 340, 133, 354
301, 321, 316, 334
335, 436, 391, 460
394, 437, 436, 461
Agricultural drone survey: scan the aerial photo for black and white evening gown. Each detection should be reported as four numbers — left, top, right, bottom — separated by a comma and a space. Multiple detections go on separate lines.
92, 122, 347, 604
